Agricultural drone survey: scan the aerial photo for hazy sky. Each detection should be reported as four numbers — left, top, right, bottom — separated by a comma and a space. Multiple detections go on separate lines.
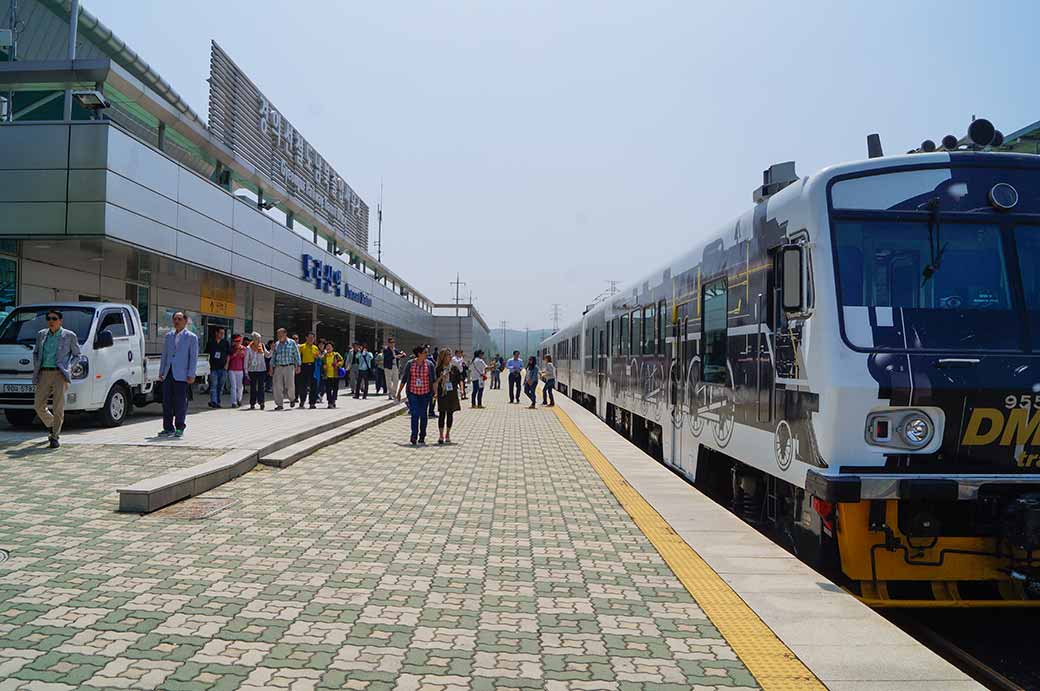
85, 0, 1040, 329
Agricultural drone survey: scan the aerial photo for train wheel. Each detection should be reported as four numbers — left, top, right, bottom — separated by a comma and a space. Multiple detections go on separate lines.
713, 403, 734, 447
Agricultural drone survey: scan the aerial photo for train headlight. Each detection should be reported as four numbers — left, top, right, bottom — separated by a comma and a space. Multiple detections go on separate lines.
865, 407, 943, 453
900, 415, 933, 447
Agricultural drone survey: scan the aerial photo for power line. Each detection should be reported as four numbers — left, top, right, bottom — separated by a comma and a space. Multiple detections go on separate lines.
498, 320, 508, 355
606, 280, 620, 297
550, 303, 562, 331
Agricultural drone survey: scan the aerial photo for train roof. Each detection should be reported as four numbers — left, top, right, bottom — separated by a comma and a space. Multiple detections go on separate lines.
541, 150, 1040, 347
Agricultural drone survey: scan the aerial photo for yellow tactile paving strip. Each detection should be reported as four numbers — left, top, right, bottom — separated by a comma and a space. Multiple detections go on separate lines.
553, 404, 827, 691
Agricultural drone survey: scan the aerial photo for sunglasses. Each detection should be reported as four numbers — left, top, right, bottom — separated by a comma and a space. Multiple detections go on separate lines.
45, 316, 59, 322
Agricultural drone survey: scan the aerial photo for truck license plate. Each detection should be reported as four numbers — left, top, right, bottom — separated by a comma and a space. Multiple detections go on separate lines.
3, 384, 34, 393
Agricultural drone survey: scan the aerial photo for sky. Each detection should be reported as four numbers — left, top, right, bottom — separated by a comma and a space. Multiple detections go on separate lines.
83, 0, 1040, 330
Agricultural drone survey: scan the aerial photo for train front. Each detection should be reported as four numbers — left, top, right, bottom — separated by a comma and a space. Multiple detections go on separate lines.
809, 152, 1040, 604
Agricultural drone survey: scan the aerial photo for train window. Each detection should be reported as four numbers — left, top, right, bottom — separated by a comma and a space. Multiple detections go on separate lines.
643, 305, 655, 354
658, 300, 667, 354
620, 313, 629, 356
599, 330, 606, 373
631, 309, 640, 355
612, 317, 620, 355
836, 220, 1015, 350
702, 279, 728, 384
585, 327, 592, 371
682, 317, 690, 378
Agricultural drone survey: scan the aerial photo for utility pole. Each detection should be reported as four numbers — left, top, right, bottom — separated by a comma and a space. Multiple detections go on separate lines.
62, 0, 79, 121
550, 304, 562, 332
375, 179, 383, 263
450, 273, 466, 352
606, 280, 620, 297
5, 0, 18, 122
525, 326, 529, 357
499, 320, 508, 355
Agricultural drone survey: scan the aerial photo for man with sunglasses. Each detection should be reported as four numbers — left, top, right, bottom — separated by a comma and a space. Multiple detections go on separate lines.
157, 311, 199, 438
32, 309, 81, 448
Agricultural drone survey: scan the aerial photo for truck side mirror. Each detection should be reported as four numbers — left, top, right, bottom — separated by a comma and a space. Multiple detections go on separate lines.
95, 330, 114, 349
781, 245, 805, 313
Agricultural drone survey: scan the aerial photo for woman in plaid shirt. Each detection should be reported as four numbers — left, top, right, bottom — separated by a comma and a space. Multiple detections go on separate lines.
397, 345, 436, 445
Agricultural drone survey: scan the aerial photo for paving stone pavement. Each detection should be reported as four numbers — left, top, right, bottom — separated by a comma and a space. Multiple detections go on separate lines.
0, 384, 759, 691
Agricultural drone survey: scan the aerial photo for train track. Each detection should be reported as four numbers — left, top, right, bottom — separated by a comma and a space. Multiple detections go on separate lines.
885, 610, 1034, 691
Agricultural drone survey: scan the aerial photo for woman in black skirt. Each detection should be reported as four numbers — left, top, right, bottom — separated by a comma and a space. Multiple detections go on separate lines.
435, 349, 461, 444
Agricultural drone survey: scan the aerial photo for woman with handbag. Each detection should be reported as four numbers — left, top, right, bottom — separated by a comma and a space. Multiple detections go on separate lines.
524, 356, 539, 409
435, 349, 461, 444
245, 332, 268, 410
470, 350, 487, 409
541, 353, 556, 407
321, 342, 344, 409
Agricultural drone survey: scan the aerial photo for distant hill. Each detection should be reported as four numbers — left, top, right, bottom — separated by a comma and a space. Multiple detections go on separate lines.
484, 328, 554, 358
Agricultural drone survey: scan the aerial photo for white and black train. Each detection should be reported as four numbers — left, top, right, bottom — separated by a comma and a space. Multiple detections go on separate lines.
542, 138, 1040, 605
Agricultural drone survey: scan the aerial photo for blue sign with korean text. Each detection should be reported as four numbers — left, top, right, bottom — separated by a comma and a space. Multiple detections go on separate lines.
301, 253, 373, 308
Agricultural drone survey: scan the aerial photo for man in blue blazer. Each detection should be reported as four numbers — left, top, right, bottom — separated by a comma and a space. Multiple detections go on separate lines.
33, 309, 81, 448
157, 311, 199, 437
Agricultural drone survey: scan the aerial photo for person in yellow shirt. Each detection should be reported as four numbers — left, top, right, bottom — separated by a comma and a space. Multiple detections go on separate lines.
296, 332, 321, 409
320, 342, 344, 408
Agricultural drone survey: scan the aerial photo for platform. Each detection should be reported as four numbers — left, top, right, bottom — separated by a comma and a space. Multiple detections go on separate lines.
0, 384, 979, 690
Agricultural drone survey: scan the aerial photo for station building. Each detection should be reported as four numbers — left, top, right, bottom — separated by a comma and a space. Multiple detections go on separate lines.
0, 0, 482, 353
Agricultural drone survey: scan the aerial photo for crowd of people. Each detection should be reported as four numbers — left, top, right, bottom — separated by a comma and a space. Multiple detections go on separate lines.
394, 345, 557, 446
144, 311, 558, 442
202, 328, 396, 412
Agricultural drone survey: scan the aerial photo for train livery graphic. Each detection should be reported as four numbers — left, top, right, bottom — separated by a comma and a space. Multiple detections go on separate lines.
543, 148, 1040, 604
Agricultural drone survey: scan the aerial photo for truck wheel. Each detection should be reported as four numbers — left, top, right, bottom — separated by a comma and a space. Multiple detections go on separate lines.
99, 383, 131, 427
4, 409, 37, 428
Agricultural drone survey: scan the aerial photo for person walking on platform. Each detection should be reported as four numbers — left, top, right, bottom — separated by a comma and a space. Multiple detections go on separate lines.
227, 334, 246, 408
506, 350, 524, 403
397, 345, 435, 445
246, 332, 268, 410
541, 353, 556, 407
383, 338, 403, 400
321, 342, 343, 409
296, 333, 320, 409
470, 350, 487, 408
32, 309, 81, 448
524, 356, 539, 408
158, 311, 198, 437
452, 350, 468, 398
373, 350, 386, 396
264, 339, 274, 392
427, 346, 438, 419
270, 328, 301, 410
490, 354, 502, 389
354, 344, 373, 399
434, 349, 461, 444
205, 327, 229, 408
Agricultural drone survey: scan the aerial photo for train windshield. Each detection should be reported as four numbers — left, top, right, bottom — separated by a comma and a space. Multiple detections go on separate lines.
834, 220, 1020, 351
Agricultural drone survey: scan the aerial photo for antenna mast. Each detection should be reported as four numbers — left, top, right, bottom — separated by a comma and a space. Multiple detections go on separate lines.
375, 178, 383, 263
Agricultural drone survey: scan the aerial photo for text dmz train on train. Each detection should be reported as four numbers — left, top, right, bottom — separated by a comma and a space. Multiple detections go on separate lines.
542, 121, 1040, 604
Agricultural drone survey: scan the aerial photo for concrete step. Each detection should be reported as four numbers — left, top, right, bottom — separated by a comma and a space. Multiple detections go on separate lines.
117, 400, 402, 513
260, 405, 405, 468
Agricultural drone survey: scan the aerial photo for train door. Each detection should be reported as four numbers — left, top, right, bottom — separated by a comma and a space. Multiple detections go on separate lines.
597, 326, 606, 415
668, 312, 682, 467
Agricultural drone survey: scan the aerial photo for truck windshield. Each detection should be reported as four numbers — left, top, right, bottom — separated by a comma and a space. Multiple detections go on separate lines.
0, 307, 96, 346
834, 220, 1019, 351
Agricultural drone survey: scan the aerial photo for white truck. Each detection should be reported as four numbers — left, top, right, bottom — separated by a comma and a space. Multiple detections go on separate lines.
0, 302, 209, 427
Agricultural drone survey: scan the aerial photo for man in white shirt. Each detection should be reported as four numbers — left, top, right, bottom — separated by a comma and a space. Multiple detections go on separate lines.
505, 350, 524, 404
469, 350, 487, 408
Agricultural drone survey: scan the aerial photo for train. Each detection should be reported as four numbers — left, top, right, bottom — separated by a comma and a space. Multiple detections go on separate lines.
541, 139, 1040, 605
